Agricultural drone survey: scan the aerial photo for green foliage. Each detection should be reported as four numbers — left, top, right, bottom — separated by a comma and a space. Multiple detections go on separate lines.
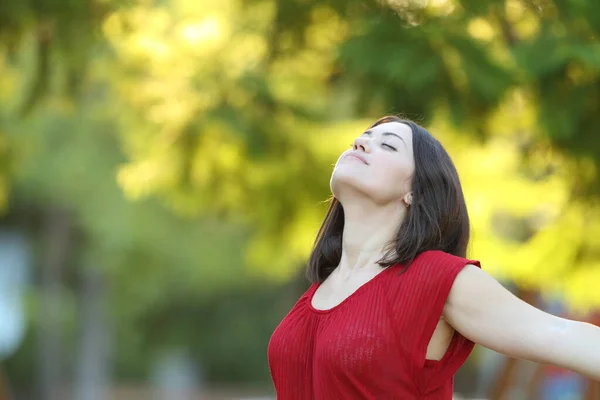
338, 12, 513, 128
0, 0, 124, 114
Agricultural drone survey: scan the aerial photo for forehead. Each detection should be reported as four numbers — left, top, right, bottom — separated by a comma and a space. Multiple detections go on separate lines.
369, 122, 413, 140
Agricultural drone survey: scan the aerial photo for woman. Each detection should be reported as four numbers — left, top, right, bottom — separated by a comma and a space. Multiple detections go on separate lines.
267, 115, 600, 399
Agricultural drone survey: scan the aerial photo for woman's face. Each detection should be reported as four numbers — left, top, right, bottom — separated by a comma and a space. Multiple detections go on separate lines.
331, 122, 415, 206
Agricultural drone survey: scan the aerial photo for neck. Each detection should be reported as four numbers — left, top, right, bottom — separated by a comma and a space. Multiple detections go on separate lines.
338, 198, 406, 274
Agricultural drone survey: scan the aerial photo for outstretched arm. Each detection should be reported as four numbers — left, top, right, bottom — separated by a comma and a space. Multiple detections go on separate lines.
443, 264, 600, 381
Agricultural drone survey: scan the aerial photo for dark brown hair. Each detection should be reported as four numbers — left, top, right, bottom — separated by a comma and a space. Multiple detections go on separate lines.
306, 116, 470, 283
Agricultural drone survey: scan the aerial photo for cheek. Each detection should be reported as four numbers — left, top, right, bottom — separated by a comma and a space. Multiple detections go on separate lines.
375, 161, 413, 193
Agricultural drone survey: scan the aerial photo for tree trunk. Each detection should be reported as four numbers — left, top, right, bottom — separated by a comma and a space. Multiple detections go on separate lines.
74, 265, 111, 400
37, 208, 71, 400
586, 380, 600, 400
526, 363, 545, 399
0, 365, 14, 400
489, 357, 519, 400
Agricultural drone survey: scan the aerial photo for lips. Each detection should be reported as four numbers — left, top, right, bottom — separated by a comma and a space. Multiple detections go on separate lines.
346, 152, 368, 164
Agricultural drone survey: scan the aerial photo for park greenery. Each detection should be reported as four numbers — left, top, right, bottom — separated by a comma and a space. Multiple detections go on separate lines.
1, 0, 600, 395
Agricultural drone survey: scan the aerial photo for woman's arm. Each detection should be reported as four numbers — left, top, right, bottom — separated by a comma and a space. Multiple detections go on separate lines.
444, 264, 600, 380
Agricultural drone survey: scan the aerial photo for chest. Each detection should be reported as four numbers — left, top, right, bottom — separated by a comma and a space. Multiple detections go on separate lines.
310, 276, 373, 311
268, 288, 412, 379
311, 268, 386, 311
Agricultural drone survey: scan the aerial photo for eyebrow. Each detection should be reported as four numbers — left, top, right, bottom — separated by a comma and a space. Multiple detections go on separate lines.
363, 129, 408, 149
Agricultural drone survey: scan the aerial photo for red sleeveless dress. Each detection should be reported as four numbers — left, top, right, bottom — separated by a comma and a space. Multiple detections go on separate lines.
267, 250, 481, 399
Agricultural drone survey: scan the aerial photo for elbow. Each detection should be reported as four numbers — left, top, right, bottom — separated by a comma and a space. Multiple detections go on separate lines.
537, 318, 600, 379
534, 317, 573, 365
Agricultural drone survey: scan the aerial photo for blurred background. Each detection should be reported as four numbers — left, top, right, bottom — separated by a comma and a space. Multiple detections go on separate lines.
0, 0, 600, 399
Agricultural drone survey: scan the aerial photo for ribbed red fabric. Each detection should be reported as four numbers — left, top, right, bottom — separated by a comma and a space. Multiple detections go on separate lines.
267, 250, 481, 399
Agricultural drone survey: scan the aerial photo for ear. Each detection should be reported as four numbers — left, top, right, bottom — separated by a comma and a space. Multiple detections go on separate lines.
403, 192, 413, 207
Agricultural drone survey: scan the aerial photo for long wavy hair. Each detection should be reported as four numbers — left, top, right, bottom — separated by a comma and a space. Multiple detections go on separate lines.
306, 116, 471, 283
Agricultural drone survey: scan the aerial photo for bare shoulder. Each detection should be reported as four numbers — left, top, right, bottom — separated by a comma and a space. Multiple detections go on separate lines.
443, 264, 568, 363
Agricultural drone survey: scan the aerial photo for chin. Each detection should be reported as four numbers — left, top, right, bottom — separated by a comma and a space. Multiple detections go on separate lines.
331, 171, 357, 194
331, 176, 382, 203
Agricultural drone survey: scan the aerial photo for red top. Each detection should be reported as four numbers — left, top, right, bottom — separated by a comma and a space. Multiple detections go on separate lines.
267, 250, 481, 399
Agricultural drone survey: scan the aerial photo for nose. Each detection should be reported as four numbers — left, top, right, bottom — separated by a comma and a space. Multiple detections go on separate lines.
353, 136, 370, 152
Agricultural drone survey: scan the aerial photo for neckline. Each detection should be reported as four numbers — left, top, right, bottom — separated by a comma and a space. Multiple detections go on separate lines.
307, 264, 398, 314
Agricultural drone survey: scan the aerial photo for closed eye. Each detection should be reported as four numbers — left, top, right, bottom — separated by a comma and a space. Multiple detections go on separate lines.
383, 143, 397, 151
